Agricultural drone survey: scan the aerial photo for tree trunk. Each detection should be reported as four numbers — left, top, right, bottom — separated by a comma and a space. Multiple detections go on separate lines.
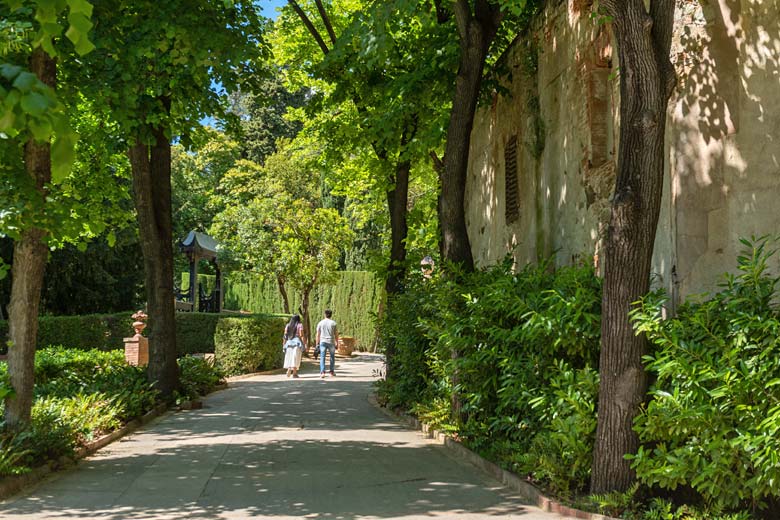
3, 48, 56, 429
591, 0, 676, 494
382, 156, 411, 380
300, 288, 311, 349
384, 160, 411, 296
128, 115, 179, 398
277, 274, 290, 314
439, 1, 501, 271
439, 0, 502, 425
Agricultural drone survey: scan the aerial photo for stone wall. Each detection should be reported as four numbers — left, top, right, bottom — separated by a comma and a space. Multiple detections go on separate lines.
466, 0, 780, 302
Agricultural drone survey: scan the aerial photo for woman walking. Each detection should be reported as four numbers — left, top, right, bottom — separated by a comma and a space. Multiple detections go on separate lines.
283, 314, 306, 378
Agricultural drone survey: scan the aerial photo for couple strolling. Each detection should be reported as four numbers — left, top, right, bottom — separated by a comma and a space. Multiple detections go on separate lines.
283, 309, 339, 378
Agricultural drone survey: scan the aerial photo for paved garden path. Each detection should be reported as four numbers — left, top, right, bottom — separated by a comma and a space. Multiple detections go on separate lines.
1, 354, 578, 519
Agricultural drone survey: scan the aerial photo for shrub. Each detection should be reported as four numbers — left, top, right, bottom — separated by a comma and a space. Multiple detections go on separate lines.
631, 237, 780, 513
175, 312, 223, 355
32, 346, 158, 422
0, 434, 31, 476
178, 356, 225, 401
514, 361, 599, 498
0, 311, 244, 354
214, 315, 287, 376
377, 257, 601, 495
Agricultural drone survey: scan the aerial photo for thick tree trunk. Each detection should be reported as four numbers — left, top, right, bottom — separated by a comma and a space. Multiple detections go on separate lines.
440, 0, 502, 424
277, 275, 291, 315
439, 1, 500, 271
384, 159, 411, 296
591, 0, 676, 494
128, 117, 179, 398
3, 48, 56, 429
382, 157, 411, 381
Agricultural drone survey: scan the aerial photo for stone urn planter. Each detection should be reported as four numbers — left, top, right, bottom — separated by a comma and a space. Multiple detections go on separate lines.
337, 336, 356, 357
124, 310, 149, 366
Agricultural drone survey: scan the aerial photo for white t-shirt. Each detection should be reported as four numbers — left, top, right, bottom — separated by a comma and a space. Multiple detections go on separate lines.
316, 318, 338, 343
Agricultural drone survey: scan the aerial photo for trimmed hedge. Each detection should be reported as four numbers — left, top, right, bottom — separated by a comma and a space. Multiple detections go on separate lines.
214, 315, 287, 376
187, 270, 382, 350
175, 312, 222, 355
0, 312, 262, 355
0, 312, 133, 353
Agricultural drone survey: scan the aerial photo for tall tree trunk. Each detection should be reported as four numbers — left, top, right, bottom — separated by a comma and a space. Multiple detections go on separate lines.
591, 0, 676, 494
439, 0, 502, 424
438, 0, 501, 271
128, 114, 179, 398
277, 274, 290, 315
4, 48, 56, 429
382, 157, 411, 381
300, 288, 311, 350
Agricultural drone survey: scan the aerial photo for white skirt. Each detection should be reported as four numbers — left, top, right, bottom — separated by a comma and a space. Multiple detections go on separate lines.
283, 339, 303, 369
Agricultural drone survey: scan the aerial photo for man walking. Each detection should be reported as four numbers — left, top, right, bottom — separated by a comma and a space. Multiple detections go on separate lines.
316, 309, 339, 378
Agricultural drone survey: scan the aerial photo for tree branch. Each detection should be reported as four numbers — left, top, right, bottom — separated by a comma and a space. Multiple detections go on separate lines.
429, 151, 444, 175
650, 0, 677, 96
313, 0, 337, 45
287, 0, 330, 55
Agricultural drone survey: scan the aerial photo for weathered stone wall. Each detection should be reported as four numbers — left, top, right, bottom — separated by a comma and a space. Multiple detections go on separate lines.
466, 0, 780, 302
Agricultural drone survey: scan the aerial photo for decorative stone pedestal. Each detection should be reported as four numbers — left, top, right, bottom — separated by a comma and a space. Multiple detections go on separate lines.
124, 334, 149, 366
124, 310, 149, 366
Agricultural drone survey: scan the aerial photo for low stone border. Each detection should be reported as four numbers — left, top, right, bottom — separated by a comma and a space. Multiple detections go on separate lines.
367, 393, 619, 520
0, 402, 168, 501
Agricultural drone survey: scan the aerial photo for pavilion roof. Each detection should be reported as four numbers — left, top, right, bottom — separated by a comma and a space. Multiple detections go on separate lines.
180, 231, 219, 261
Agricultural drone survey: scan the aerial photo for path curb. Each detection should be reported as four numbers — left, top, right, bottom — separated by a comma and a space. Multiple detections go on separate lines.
0, 376, 235, 501
0, 402, 168, 501
367, 392, 620, 520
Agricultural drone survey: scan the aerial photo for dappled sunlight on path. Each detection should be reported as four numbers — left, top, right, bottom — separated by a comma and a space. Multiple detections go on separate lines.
0, 354, 575, 519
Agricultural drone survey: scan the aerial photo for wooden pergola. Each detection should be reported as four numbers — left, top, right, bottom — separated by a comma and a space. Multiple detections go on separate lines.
179, 231, 222, 313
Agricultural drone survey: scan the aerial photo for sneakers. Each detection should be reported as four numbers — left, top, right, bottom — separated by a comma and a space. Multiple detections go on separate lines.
320, 372, 325, 379
329, 371, 336, 377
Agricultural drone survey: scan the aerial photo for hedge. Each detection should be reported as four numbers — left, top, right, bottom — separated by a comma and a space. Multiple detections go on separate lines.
214, 315, 287, 376
0, 312, 133, 353
186, 271, 383, 350
0, 312, 262, 355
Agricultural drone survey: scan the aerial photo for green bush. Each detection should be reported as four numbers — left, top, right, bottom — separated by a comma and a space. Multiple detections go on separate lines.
0, 312, 251, 355
631, 237, 780, 514
214, 315, 287, 376
178, 356, 225, 401
175, 312, 223, 355
36, 313, 133, 350
377, 257, 601, 495
514, 361, 599, 498
32, 347, 159, 422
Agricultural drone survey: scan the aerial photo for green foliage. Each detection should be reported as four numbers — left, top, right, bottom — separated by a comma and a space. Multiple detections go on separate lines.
177, 356, 224, 401
0, 345, 171, 475
174, 312, 223, 355
630, 237, 780, 513
223, 270, 382, 350
377, 258, 602, 495
0, 311, 249, 354
638, 498, 752, 520
214, 315, 287, 376
31, 346, 159, 421
34, 313, 131, 351
0, 434, 31, 476
514, 361, 599, 497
